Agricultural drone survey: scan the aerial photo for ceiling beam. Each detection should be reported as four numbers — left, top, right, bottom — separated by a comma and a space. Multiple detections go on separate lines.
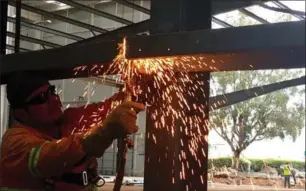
7, 16, 84, 41
126, 21, 305, 59
212, 17, 233, 27
210, 75, 305, 111
8, 1, 107, 33
67, 19, 150, 46
239, 8, 270, 24
273, 1, 305, 20
1, 20, 304, 83
70, 0, 267, 46
112, 0, 150, 15
6, 44, 31, 52
7, 31, 61, 48
57, 0, 133, 25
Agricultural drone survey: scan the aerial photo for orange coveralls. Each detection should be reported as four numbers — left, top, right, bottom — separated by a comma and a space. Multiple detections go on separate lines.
0, 97, 117, 191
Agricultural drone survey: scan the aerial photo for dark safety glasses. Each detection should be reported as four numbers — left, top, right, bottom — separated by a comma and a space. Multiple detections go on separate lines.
25, 85, 57, 105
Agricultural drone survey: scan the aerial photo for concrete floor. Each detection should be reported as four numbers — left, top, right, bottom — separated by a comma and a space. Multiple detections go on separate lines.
98, 183, 304, 191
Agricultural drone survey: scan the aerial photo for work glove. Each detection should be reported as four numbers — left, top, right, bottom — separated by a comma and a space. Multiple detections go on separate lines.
81, 101, 145, 157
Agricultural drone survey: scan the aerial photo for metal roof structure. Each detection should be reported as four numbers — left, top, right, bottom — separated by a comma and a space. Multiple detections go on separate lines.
4, 1, 305, 54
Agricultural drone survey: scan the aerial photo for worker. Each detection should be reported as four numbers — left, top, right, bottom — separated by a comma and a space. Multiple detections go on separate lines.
291, 166, 297, 185
283, 162, 292, 188
0, 71, 145, 191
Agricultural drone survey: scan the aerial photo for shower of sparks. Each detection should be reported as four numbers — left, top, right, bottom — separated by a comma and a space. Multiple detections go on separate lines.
72, 38, 239, 188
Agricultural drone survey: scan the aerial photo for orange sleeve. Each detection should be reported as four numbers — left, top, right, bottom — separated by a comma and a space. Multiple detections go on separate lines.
1, 127, 86, 178
63, 92, 125, 133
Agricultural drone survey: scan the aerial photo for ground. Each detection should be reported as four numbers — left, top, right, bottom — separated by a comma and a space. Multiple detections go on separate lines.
98, 181, 305, 191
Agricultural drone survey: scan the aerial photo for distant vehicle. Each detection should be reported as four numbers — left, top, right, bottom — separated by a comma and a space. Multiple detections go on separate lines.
100, 175, 116, 183
122, 177, 135, 186
277, 165, 305, 179
112, 176, 144, 186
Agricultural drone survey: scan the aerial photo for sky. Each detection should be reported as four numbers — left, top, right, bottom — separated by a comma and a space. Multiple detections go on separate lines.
209, 1, 305, 162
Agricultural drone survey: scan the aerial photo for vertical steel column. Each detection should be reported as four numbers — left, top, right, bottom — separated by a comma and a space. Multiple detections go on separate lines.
144, 0, 211, 191
14, 0, 21, 53
0, 0, 8, 55
0, 0, 8, 142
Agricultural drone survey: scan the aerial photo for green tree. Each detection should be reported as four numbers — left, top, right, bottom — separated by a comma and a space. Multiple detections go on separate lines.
210, 70, 305, 170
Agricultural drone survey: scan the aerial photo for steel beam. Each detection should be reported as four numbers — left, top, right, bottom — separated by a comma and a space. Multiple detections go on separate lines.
273, 1, 305, 20
239, 8, 269, 24
8, 1, 107, 33
0, 0, 8, 55
7, 17, 84, 41
112, 0, 150, 15
144, 0, 211, 190
6, 44, 30, 52
14, 0, 21, 53
67, 20, 150, 46
210, 76, 306, 111
127, 20, 304, 58
1, 20, 305, 79
6, 32, 61, 48
69, 0, 266, 46
212, 17, 233, 28
56, 0, 133, 25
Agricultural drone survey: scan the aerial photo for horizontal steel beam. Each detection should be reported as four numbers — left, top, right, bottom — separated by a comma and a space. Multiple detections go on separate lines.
6, 44, 30, 52
1, 21, 304, 83
7, 17, 84, 41
57, 0, 133, 25
68, 20, 150, 46
112, 0, 150, 15
8, 1, 107, 33
7, 31, 61, 48
69, 0, 266, 46
212, 17, 233, 27
210, 75, 306, 111
239, 8, 269, 24
273, 1, 305, 20
126, 21, 305, 70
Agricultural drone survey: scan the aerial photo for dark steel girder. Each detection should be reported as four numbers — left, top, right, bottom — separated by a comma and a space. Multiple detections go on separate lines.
126, 21, 305, 71
1, 20, 304, 83
273, 1, 305, 20
6, 31, 61, 48
239, 8, 270, 24
112, 0, 150, 15
7, 17, 84, 41
210, 76, 306, 111
8, 1, 107, 33
6, 44, 31, 52
212, 17, 233, 27
56, 0, 133, 25
70, 0, 266, 46
67, 20, 150, 46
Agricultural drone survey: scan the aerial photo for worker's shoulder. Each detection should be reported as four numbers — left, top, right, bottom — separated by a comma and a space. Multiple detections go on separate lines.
2, 125, 39, 144
2, 125, 42, 151
3, 125, 33, 137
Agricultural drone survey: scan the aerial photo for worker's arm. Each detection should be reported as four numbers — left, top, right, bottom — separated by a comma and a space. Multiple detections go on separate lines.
1, 127, 110, 178
63, 91, 126, 135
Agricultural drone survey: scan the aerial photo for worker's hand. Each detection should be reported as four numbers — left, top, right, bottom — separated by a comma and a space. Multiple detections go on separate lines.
104, 101, 145, 136
80, 101, 145, 157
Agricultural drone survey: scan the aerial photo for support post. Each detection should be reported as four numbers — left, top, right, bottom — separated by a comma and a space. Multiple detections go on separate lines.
0, 0, 8, 141
144, 0, 211, 190
14, 0, 21, 53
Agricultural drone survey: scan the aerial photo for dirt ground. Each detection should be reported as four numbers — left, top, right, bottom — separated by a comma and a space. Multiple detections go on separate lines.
212, 176, 305, 189
98, 181, 305, 191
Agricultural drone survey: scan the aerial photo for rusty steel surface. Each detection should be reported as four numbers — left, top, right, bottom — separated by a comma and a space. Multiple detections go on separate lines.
1, 21, 304, 84
126, 21, 305, 59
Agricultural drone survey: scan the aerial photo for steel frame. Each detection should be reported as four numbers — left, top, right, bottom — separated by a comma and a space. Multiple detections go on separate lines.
6, 32, 61, 48
7, 17, 84, 41
56, 0, 133, 25
1, 20, 304, 83
8, 1, 107, 33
